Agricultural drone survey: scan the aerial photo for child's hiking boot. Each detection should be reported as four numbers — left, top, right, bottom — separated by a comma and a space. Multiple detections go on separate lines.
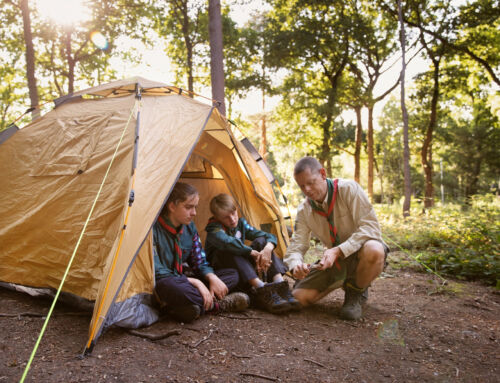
217, 292, 250, 312
339, 281, 366, 320
168, 304, 201, 323
251, 283, 290, 314
275, 280, 301, 311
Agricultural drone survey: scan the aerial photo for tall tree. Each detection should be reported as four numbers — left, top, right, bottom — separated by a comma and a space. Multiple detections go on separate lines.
408, 0, 453, 208
223, 14, 274, 158
266, 0, 353, 172
438, 61, 500, 198
348, 0, 399, 197
381, 0, 500, 86
398, 0, 412, 217
339, 73, 365, 183
36, 0, 148, 97
208, 0, 226, 115
155, 0, 208, 94
19, 0, 40, 119
3, 0, 40, 118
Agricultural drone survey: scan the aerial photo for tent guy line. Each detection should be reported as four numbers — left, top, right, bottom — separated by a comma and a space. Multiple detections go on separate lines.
19, 99, 140, 383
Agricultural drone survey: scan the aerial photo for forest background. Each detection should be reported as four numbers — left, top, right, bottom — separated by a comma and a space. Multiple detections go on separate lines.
0, 0, 498, 287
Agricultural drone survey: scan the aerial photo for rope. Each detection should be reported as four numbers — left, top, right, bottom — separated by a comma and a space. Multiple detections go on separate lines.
19, 99, 139, 383
382, 233, 447, 283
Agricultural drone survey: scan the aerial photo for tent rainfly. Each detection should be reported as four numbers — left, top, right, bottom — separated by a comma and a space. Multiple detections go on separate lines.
0, 77, 289, 354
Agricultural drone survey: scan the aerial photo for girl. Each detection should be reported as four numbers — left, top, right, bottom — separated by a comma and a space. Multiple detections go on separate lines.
153, 183, 249, 322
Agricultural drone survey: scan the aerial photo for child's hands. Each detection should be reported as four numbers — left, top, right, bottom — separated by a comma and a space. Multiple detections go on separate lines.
258, 242, 274, 272
188, 277, 213, 311
250, 250, 263, 272
207, 273, 228, 300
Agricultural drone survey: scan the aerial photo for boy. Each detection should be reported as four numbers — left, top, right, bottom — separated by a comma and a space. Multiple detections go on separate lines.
205, 193, 300, 314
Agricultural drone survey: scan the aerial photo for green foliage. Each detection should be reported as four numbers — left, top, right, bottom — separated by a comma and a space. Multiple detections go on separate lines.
154, 0, 210, 92
378, 195, 500, 286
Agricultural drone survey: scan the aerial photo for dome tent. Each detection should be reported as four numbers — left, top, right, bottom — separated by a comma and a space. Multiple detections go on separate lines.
0, 77, 289, 354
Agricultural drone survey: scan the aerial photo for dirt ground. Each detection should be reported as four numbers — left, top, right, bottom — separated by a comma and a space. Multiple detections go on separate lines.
1, 251, 499, 383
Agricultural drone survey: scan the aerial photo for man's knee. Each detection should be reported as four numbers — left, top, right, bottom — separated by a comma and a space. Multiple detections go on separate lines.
292, 288, 318, 307
359, 240, 385, 269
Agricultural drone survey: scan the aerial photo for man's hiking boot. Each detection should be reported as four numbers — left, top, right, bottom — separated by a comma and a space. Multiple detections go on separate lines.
339, 281, 366, 321
275, 280, 301, 311
251, 283, 290, 314
168, 304, 201, 323
361, 287, 369, 303
217, 292, 250, 312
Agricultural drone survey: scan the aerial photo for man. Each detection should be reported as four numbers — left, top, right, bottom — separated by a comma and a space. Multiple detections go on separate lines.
284, 157, 388, 320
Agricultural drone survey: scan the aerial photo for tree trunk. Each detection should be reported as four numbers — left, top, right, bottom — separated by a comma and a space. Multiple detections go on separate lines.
178, 1, 194, 96
259, 89, 267, 160
354, 106, 362, 183
19, 0, 40, 120
321, 114, 332, 176
398, 0, 412, 217
186, 43, 194, 95
65, 29, 75, 95
208, 0, 226, 116
367, 106, 375, 201
320, 98, 334, 177
421, 60, 439, 209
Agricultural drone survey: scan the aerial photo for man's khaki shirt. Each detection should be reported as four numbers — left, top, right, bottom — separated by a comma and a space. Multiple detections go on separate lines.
284, 179, 384, 271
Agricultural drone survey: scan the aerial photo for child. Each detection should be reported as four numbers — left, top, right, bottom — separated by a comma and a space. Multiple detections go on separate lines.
153, 183, 249, 323
205, 193, 300, 314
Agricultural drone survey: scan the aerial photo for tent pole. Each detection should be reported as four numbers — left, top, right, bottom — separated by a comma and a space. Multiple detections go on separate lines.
83, 94, 142, 355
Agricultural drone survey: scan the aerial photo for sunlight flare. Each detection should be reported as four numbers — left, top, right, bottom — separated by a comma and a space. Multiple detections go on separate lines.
35, 0, 91, 26
90, 31, 109, 50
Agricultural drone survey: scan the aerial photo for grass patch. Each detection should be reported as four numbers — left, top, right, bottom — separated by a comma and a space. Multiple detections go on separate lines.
376, 195, 500, 287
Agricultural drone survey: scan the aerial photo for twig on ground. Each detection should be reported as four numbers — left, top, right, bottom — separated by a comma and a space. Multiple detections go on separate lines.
0, 312, 88, 318
463, 302, 492, 311
218, 314, 264, 320
344, 321, 359, 328
304, 358, 326, 368
0, 312, 46, 317
231, 352, 253, 359
238, 372, 278, 381
128, 329, 181, 341
191, 329, 214, 348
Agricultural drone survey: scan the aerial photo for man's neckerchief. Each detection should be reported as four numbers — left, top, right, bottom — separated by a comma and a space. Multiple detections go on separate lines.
158, 216, 183, 274
308, 178, 341, 270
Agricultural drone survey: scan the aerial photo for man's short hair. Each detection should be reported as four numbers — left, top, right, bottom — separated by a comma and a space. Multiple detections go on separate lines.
294, 156, 323, 176
210, 193, 237, 216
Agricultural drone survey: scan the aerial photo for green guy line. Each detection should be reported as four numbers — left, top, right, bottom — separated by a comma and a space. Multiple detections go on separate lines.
19, 101, 138, 383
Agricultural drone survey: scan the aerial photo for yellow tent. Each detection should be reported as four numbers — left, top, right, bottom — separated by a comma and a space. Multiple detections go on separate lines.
0, 77, 289, 353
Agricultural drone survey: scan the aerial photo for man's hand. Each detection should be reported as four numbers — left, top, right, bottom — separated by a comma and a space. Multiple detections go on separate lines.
188, 277, 213, 311
206, 273, 228, 300
292, 262, 310, 280
317, 247, 344, 271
